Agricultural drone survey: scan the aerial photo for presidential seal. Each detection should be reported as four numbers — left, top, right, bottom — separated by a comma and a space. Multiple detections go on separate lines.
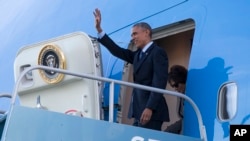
38, 44, 66, 84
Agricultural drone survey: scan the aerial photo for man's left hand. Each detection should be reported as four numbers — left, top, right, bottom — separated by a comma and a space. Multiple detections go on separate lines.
140, 108, 152, 125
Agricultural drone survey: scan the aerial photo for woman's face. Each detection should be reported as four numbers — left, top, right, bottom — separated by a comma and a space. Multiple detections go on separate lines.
169, 80, 186, 93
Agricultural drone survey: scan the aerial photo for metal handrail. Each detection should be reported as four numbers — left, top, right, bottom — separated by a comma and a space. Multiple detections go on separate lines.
11, 65, 207, 141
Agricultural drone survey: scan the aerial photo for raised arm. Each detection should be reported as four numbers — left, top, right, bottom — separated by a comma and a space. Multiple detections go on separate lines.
93, 8, 103, 33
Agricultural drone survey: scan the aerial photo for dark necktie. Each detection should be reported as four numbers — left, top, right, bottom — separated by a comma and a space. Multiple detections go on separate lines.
139, 51, 144, 60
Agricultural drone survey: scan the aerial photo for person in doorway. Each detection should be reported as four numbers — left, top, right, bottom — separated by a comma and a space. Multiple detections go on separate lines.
93, 8, 170, 131
165, 65, 187, 134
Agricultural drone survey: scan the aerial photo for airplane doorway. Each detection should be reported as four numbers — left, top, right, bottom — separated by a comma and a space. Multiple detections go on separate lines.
118, 19, 195, 132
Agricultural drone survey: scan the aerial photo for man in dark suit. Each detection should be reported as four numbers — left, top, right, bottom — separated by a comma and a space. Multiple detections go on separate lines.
93, 8, 169, 131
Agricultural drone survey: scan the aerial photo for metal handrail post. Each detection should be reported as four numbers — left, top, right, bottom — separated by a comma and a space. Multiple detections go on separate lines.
109, 82, 114, 122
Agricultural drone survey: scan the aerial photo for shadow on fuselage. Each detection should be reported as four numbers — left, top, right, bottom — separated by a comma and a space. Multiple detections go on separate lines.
184, 57, 232, 140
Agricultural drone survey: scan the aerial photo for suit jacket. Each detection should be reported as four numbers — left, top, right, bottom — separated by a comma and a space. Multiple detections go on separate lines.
98, 34, 169, 122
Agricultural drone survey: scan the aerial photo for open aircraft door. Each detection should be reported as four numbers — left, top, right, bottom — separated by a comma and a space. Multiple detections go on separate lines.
13, 32, 103, 119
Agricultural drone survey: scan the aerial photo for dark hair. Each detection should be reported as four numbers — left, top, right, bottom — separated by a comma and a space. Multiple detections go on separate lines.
133, 22, 152, 38
168, 65, 187, 84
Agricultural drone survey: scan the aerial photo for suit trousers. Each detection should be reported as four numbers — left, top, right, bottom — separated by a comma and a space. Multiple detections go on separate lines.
133, 119, 163, 131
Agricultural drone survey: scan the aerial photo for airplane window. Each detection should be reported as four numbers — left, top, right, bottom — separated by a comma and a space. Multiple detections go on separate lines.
217, 82, 237, 121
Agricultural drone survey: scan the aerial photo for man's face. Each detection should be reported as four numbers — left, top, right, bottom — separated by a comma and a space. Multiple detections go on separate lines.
131, 26, 149, 49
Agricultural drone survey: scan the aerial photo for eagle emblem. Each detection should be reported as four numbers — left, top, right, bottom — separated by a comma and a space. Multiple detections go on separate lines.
38, 44, 66, 84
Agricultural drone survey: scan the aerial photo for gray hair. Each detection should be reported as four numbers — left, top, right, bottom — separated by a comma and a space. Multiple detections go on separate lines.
133, 22, 152, 38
